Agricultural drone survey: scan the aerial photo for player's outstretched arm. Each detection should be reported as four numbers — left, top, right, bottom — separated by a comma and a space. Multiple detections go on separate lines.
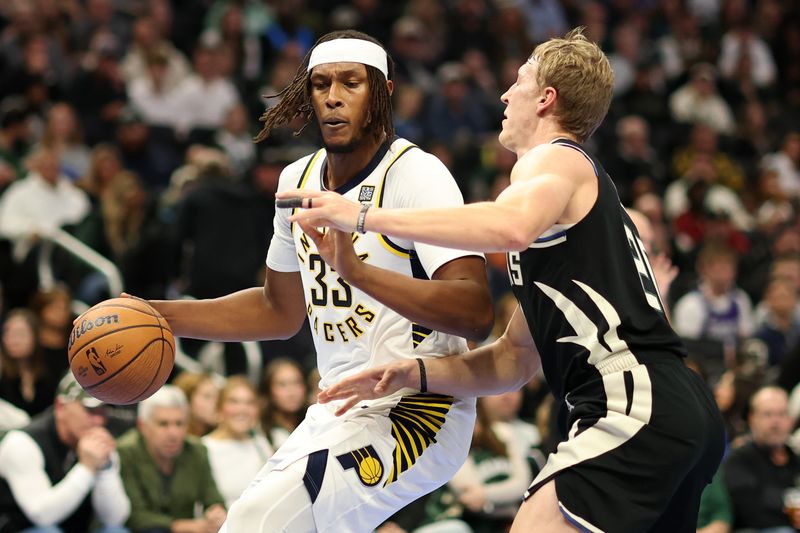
278, 144, 585, 253
144, 269, 307, 342
318, 305, 540, 415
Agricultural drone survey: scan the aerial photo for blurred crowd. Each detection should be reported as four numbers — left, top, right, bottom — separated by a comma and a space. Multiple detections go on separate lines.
0, 0, 799, 531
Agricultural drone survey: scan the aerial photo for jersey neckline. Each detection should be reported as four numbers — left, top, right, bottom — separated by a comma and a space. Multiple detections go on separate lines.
319, 138, 393, 195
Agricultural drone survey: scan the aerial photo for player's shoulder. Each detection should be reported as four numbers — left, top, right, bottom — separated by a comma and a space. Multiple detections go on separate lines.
515, 141, 596, 182
276, 150, 324, 190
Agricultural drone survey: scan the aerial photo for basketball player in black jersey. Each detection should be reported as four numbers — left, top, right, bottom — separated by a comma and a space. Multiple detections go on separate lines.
281, 27, 726, 532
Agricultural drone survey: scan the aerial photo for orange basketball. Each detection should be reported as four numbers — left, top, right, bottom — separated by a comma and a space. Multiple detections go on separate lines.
68, 297, 175, 405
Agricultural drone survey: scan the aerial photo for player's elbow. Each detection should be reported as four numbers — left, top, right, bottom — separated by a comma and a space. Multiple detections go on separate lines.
500, 225, 533, 252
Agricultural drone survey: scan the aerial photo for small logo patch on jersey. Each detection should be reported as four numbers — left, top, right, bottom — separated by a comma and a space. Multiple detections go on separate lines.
358, 185, 375, 202
336, 445, 384, 487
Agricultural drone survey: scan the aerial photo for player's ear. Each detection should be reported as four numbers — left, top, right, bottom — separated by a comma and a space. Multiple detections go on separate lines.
538, 87, 557, 112
386, 79, 394, 96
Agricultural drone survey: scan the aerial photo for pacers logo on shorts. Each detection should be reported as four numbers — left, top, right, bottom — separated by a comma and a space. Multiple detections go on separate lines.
336, 445, 384, 487
385, 393, 453, 487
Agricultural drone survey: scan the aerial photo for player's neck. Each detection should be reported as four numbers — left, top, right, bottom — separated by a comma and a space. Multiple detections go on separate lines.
324, 135, 385, 190
517, 122, 577, 157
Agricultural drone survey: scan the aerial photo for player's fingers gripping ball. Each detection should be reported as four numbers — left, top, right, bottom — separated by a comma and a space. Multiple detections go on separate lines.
68, 297, 175, 405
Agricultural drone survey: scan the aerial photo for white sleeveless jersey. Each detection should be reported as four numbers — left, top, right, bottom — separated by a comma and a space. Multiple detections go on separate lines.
267, 138, 480, 391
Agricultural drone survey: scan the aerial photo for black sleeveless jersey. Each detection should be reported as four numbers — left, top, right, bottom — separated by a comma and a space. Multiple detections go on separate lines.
507, 139, 686, 401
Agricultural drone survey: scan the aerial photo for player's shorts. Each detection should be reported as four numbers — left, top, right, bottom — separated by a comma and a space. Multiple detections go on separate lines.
526, 355, 725, 533
226, 392, 475, 533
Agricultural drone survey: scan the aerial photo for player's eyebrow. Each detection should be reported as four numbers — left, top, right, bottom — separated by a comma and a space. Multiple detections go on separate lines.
311, 67, 367, 81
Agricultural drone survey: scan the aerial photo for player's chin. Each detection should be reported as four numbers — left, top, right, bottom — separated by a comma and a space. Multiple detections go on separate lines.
323, 137, 359, 154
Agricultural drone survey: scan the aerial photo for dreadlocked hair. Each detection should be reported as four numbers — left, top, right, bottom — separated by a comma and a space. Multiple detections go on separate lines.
255, 30, 395, 143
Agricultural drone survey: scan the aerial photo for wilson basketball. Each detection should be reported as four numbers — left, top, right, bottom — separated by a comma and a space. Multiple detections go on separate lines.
68, 297, 175, 405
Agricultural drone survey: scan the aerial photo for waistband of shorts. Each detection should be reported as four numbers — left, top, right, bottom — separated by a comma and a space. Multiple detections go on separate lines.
593, 350, 640, 376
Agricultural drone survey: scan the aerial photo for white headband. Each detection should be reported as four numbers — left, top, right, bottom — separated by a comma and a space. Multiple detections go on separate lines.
307, 38, 388, 78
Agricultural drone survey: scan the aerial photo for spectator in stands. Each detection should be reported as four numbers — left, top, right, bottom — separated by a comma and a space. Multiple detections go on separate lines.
753, 167, 795, 235
519, 0, 568, 44
0, 373, 130, 532
723, 386, 800, 531
37, 102, 91, 180
481, 390, 544, 472
1, 33, 68, 106
214, 103, 256, 177
714, 368, 764, 444
425, 61, 490, 148
668, 168, 751, 260
203, 2, 265, 85
114, 107, 178, 192
732, 100, 774, 171
670, 123, 746, 194
388, 16, 437, 94
0, 98, 32, 180
761, 131, 800, 200
259, 0, 315, 67
755, 277, 800, 367
666, 141, 751, 231
175, 37, 240, 137
68, 0, 131, 55
696, 471, 733, 533
173, 150, 271, 300
605, 115, 665, 205
76, 143, 125, 205
72, 169, 172, 302
69, 31, 128, 146
173, 371, 220, 437
260, 358, 307, 450
607, 22, 644, 98
121, 16, 190, 92
202, 376, 273, 508
392, 84, 425, 146
718, 20, 777, 90
673, 241, 755, 364
491, 3, 534, 73
669, 63, 736, 136
0, 147, 90, 263
29, 284, 73, 383
657, 9, 703, 83
117, 385, 226, 533
0, 308, 57, 417
128, 48, 184, 132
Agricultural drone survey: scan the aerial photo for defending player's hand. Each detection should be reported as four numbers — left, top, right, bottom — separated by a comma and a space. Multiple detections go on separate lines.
276, 189, 363, 232
318, 360, 416, 417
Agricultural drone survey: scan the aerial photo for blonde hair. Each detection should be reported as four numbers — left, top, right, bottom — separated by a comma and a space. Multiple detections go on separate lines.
531, 27, 614, 142
100, 171, 145, 256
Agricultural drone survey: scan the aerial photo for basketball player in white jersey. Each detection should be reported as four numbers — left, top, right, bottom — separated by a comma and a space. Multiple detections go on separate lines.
145, 30, 492, 532
283, 28, 725, 533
